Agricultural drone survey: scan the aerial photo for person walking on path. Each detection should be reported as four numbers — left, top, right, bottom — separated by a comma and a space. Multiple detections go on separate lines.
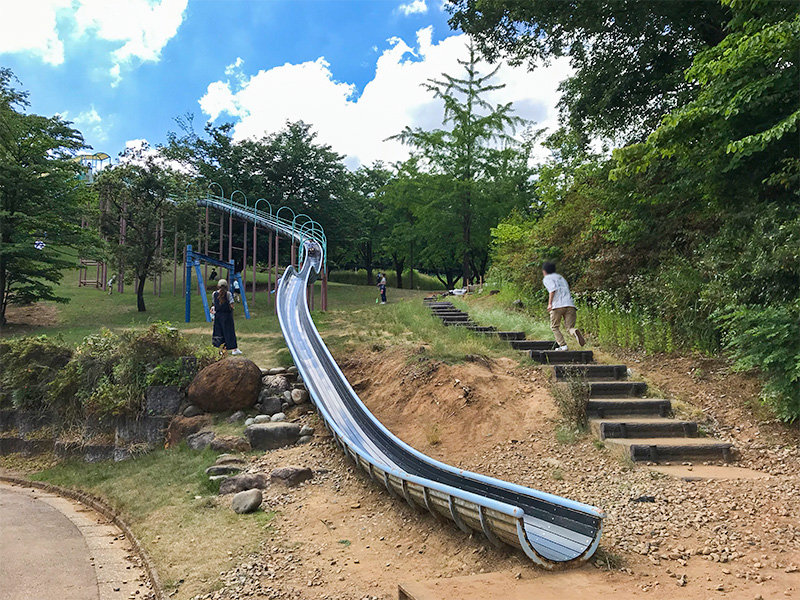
377, 272, 387, 304
210, 279, 242, 355
542, 262, 585, 351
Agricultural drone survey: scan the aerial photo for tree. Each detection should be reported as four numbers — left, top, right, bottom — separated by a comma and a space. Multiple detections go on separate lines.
350, 162, 393, 285
95, 147, 187, 312
0, 68, 95, 326
447, 0, 731, 141
392, 44, 529, 286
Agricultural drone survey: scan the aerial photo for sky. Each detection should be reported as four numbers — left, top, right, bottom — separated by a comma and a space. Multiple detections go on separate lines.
0, 0, 571, 169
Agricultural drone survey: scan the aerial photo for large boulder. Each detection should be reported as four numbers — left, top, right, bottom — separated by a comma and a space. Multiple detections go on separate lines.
245, 422, 302, 450
188, 358, 262, 413
187, 430, 216, 450
219, 473, 269, 495
164, 415, 212, 448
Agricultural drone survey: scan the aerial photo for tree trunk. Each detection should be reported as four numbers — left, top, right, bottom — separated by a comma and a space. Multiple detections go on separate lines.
136, 272, 148, 312
393, 255, 404, 289
361, 241, 374, 285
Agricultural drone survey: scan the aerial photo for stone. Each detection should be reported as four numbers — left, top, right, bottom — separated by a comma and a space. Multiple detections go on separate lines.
145, 386, 183, 416
208, 475, 228, 482
183, 405, 204, 418
287, 366, 298, 375
226, 410, 246, 424
116, 414, 170, 447
511, 299, 525, 310
281, 403, 290, 413
164, 415, 212, 448
210, 436, 251, 453
206, 464, 242, 476
261, 375, 291, 397
187, 357, 262, 413
296, 435, 312, 445
215, 454, 245, 465
267, 367, 287, 375
299, 425, 315, 437
283, 390, 293, 402
258, 392, 283, 416
270, 412, 286, 422
83, 445, 115, 463
253, 415, 270, 424
291, 382, 306, 390
231, 489, 262, 514
291, 389, 309, 404
187, 430, 216, 450
219, 473, 269, 495
245, 417, 254, 426
245, 423, 302, 450
270, 465, 313, 487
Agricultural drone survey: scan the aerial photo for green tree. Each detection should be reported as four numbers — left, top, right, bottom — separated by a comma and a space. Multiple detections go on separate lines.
447, 0, 730, 140
0, 68, 95, 326
350, 162, 393, 285
95, 147, 188, 313
392, 44, 529, 286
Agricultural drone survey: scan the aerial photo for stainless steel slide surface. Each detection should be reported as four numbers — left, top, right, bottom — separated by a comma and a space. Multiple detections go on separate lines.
276, 240, 606, 568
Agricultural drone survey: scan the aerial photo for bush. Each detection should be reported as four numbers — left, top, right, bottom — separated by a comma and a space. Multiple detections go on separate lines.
0, 336, 73, 411
551, 368, 590, 430
716, 303, 800, 422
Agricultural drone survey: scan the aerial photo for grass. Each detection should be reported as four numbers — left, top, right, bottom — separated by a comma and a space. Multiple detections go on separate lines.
328, 268, 446, 290
32, 444, 274, 600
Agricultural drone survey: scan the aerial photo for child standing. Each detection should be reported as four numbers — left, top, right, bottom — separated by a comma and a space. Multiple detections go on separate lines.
210, 279, 242, 355
377, 273, 387, 304
542, 262, 585, 350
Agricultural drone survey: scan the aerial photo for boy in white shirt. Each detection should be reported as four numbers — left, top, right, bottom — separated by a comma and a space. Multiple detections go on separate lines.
542, 262, 586, 351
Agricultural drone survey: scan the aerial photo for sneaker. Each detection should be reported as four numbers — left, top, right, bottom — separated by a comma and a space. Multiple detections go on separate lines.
231, 349, 243, 355
380, 301, 386, 305
556, 345, 569, 351
573, 329, 586, 346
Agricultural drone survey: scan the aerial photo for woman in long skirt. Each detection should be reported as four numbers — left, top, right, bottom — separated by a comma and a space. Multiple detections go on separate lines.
210, 279, 242, 355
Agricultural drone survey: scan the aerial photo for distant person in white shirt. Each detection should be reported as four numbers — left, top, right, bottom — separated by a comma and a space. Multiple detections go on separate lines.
542, 262, 585, 351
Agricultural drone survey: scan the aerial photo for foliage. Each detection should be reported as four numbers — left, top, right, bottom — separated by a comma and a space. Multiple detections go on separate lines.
0, 68, 98, 326
0, 336, 73, 411
447, 0, 730, 140
551, 369, 590, 430
716, 303, 800, 422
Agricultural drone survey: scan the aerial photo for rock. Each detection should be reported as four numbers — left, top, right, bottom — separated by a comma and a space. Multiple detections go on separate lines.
187, 358, 262, 413
287, 366, 298, 375
219, 473, 269, 495
231, 489, 262, 514
291, 383, 306, 390
511, 299, 525, 310
205, 464, 242, 476
270, 465, 313, 487
165, 415, 212, 448
283, 390, 293, 402
183, 404, 204, 418
245, 423, 302, 450
261, 375, 291, 397
299, 425, 315, 437
226, 410, 246, 424
253, 415, 270, 424
187, 430, 216, 450
215, 454, 245, 465
145, 386, 183, 416
270, 412, 286, 422
296, 435, 312, 445
210, 436, 251, 453
208, 475, 228, 482
291, 389, 310, 404
281, 403, 290, 413
245, 418, 254, 426
258, 393, 283, 416
267, 367, 287, 376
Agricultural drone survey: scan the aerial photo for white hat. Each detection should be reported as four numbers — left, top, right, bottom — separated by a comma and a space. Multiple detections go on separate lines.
218, 279, 228, 287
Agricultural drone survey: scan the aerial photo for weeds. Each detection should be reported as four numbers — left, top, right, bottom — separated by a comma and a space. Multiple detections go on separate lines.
424, 423, 442, 446
555, 425, 581, 445
550, 468, 564, 480
551, 369, 590, 430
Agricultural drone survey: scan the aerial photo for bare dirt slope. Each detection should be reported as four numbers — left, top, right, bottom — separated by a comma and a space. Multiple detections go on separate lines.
194, 348, 799, 600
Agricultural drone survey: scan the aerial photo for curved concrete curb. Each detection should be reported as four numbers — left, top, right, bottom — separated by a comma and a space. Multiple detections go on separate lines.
0, 475, 163, 600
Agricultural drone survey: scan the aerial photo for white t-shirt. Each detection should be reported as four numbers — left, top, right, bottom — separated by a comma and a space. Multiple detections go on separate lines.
543, 273, 575, 309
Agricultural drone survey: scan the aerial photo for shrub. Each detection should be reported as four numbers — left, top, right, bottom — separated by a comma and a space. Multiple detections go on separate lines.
716, 303, 800, 422
551, 368, 590, 430
0, 336, 73, 411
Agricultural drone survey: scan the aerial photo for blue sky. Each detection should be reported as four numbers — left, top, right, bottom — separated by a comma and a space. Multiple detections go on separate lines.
1, 1, 569, 168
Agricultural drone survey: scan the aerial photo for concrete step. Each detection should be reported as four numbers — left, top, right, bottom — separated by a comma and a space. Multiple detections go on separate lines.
590, 418, 698, 439
529, 350, 593, 364
510, 340, 559, 351
587, 381, 647, 398
605, 437, 733, 463
554, 364, 627, 381
587, 398, 672, 418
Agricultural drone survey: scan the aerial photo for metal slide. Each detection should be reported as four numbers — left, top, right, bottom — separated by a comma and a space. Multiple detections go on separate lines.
199, 194, 604, 567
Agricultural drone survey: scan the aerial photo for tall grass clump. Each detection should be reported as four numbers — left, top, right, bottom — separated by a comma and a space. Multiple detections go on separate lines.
551, 368, 590, 430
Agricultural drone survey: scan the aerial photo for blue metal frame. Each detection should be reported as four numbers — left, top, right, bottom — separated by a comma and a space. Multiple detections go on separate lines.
184, 245, 251, 323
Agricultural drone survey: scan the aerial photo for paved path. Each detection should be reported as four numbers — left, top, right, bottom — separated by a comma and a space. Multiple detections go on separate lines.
0, 480, 152, 600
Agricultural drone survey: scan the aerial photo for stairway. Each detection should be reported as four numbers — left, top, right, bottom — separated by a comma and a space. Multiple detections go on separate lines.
423, 298, 734, 464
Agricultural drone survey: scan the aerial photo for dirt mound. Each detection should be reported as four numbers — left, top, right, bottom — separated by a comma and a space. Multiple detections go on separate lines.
339, 348, 556, 462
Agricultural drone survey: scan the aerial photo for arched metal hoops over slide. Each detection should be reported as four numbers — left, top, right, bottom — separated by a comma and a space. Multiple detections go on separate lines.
201, 188, 605, 567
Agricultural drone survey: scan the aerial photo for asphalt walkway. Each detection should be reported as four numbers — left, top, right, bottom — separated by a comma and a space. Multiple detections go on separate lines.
0, 480, 151, 600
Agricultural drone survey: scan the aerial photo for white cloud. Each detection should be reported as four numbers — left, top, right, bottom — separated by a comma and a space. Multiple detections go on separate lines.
397, 0, 428, 16
0, 0, 188, 84
199, 28, 571, 169
68, 105, 108, 143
